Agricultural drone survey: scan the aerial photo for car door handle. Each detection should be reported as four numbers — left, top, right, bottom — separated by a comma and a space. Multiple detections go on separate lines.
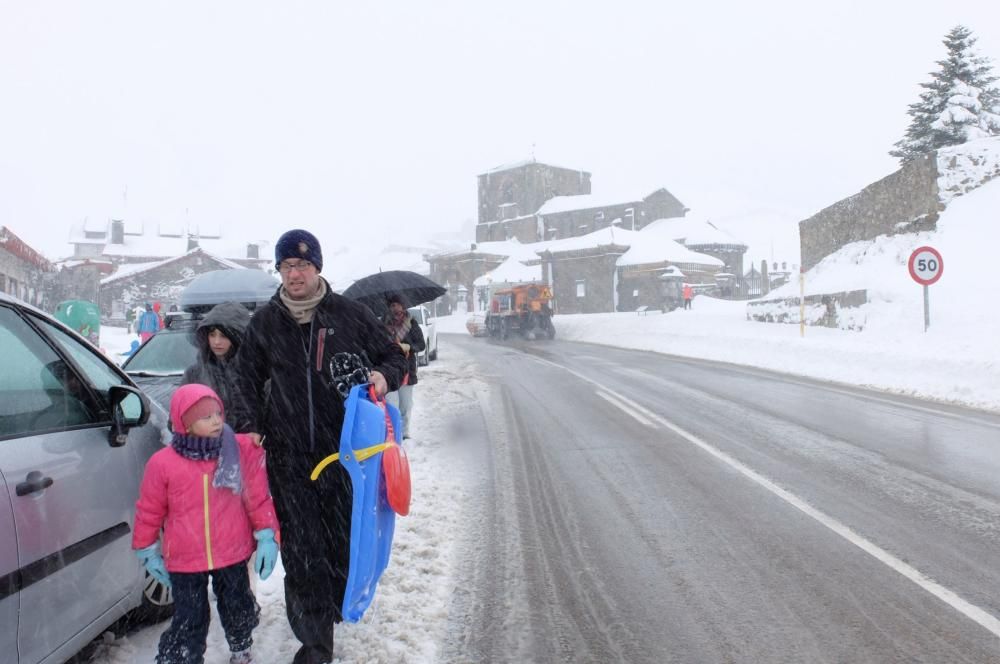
16, 471, 54, 496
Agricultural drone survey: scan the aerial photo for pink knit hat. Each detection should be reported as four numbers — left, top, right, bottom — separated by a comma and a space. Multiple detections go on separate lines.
170, 383, 225, 432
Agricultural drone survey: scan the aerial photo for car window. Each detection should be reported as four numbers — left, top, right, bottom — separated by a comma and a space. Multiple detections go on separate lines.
0, 306, 98, 439
35, 315, 126, 409
408, 307, 424, 324
124, 331, 197, 374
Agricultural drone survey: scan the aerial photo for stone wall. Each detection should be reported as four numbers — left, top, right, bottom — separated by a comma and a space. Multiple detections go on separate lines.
541, 248, 625, 314
800, 154, 940, 271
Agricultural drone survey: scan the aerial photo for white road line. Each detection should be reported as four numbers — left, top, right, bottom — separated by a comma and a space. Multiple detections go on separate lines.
596, 391, 655, 427
527, 354, 1000, 638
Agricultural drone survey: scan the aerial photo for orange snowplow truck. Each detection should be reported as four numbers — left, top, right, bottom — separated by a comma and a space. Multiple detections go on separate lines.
485, 283, 556, 340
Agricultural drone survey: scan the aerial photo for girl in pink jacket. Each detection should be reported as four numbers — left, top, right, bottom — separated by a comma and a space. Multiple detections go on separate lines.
133, 383, 280, 664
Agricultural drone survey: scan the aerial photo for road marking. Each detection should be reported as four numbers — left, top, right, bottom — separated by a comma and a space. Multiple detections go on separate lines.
596, 391, 655, 427
527, 354, 1000, 638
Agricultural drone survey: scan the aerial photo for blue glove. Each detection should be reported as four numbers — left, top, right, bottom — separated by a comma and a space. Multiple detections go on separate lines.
254, 528, 278, 580
135, 543, 171, 588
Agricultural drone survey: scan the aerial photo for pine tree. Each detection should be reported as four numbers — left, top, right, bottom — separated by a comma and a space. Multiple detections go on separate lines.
891, 25, 1000, 163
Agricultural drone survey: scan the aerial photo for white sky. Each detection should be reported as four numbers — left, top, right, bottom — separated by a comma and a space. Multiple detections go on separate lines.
2, 0, 999, 260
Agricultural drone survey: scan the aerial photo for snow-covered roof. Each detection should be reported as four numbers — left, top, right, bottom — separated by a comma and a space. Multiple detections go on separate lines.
100, 248, 246, 285
536, 192, 644, 216
473, 257, 543, 287
643, 216, 746, 247
69, 219, 271, 262
618, 232, 725, 268
538, 226, 639, 254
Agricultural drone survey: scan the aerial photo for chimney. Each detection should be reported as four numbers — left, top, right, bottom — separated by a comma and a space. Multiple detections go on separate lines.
110, 219, 125, 244
247, 243, 259, 259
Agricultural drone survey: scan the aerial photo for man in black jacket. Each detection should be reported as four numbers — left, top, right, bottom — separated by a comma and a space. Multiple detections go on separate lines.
238, 229, 406, 664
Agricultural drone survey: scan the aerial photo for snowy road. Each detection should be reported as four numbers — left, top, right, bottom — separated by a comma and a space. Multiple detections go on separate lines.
445, 334, 1000, 663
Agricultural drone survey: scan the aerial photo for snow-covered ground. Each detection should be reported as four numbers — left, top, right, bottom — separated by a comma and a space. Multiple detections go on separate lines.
94, 333, 486, 663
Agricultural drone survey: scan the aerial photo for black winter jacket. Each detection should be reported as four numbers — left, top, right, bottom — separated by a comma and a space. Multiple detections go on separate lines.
181, 302, 252, 431
237, 281, 408, 474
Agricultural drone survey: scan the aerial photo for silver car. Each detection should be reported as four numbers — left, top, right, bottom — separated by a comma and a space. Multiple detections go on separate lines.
0, 293, 173, 663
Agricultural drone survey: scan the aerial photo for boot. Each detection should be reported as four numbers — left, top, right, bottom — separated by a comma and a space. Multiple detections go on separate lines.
230, 649, 254, 664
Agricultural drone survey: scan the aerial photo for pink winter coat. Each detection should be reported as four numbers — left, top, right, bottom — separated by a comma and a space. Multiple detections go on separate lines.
132, 385, 280, 573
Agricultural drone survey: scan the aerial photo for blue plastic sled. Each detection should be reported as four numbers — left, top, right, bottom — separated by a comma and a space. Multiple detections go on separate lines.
338, 384, 402, 623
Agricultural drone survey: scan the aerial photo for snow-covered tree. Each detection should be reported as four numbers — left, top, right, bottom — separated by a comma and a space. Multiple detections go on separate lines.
891, 25, 1000, 163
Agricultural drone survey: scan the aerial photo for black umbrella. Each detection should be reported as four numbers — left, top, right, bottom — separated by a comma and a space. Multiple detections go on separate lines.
342, 270, 447, 317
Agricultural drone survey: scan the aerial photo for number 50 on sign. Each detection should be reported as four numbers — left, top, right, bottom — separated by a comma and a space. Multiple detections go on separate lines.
908, 246, 943, 331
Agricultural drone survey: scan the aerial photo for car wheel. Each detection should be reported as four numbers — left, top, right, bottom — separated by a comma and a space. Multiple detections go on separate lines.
418, 348, 429, 367
429, 339, 438, 361
127, 572, 174, 626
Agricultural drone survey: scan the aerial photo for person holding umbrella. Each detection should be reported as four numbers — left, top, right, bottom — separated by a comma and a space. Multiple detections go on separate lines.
383, 294, 425, 440
237, 229, 406, 664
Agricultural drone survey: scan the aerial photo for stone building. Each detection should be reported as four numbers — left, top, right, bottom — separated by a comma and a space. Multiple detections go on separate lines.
536, 188, 688, 240
0, 226, 54, 308
98, 247, 247, 322
477, 160, 592, 243
538, 225, 725, 314
435, 158, 705, 312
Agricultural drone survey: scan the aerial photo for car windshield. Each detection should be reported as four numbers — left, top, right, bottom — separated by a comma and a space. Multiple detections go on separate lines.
123, 332, 196, 375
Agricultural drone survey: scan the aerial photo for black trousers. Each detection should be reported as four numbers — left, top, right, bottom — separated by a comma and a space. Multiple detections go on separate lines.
268, 457, 353, 663
156, 560, 257, 664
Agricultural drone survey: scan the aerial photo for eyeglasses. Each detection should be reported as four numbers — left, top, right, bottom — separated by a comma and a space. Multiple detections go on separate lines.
278, 260, 314, 274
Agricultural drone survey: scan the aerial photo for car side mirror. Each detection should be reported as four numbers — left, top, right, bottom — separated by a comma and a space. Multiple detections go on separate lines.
108, 385, 150, 447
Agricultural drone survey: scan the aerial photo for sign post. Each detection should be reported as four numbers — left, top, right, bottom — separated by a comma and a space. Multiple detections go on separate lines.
907, 246, 943, 332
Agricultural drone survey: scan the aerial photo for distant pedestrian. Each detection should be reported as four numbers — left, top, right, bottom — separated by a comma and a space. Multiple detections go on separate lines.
384, 294, 425, 440
133, 383, 280, 664
683, 283, 693, 310
137, 303, 161, 343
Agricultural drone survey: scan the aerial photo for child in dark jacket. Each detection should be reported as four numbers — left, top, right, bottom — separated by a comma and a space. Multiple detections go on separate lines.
182, 301, 253, 432
133, 383, 280, 664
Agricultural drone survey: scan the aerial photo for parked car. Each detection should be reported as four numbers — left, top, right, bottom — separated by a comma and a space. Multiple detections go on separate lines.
0, 292, 173, 664
122, 269, 278, 410
408, 304, 438, 366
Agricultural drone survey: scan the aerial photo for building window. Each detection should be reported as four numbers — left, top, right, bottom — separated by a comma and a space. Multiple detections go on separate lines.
633, 289, 639, 297
0, 273, 5, 293
624, 208, 635, 230
594, 211, 605, 223
576, 280, 586, 297
578, 224, 588, 232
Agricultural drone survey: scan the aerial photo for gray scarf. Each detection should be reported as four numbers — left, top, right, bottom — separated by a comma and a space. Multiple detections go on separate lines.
279, 278, 327, 324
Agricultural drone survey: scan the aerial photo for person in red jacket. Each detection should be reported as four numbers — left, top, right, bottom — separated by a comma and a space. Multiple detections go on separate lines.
133, 383, 280, 664
683, 283, 694, 310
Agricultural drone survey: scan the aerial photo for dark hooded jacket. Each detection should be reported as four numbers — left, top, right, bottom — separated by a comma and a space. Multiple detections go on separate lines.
181, 302, 252, 431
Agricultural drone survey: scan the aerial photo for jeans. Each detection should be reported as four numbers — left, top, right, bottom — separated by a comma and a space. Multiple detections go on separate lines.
385, 384, 413, 438
156, 560, 257, 664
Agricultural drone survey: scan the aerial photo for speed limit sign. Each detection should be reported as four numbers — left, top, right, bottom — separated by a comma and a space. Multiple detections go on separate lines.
908, 246, 943, 286
908, 246, 942, 331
